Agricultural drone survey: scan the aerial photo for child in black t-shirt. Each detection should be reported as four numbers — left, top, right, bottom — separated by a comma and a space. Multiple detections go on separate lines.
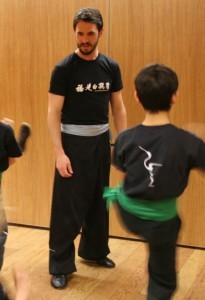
0, 118, 31, 299
104, 64, 205, 299
0, 118, 23, 271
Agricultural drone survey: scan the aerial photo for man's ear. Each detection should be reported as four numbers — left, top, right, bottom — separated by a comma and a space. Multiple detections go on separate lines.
172, 90, 179, 104
99, 28, 104, 37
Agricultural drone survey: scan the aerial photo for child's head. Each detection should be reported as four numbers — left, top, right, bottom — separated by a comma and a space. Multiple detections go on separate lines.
134, 64, 179, 112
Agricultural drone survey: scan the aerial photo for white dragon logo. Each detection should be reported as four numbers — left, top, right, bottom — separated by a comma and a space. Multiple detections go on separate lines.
139, 146, 163, 187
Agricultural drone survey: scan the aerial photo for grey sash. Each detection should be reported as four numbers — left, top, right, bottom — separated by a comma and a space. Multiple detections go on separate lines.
61, 123, 109, 136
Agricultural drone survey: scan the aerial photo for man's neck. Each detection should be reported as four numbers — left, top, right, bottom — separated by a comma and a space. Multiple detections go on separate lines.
75, 49, 99, 61
142, 111, 171, 126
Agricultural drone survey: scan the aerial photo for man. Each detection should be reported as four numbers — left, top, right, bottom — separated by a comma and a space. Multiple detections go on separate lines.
48, 7, 127, 289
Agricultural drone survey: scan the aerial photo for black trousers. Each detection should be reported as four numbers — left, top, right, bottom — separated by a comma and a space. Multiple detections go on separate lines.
118, 205, 181, 300
49, 131, 111, 275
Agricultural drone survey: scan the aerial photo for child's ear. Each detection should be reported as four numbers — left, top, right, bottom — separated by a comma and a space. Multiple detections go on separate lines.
172, 90, 179, 104
134, 91, 140, 103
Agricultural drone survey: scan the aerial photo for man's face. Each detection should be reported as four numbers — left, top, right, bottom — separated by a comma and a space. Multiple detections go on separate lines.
74, 21, 103, 56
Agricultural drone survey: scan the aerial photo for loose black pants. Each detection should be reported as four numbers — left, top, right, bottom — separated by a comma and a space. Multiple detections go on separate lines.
49, 131, 111, 275
118, 205, 181, 300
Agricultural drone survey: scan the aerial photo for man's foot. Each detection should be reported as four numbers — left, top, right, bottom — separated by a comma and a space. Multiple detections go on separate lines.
96, 257, 115, 268
84, 257, 115, 268
50, 274, 68, 289
18, 122, 31, 152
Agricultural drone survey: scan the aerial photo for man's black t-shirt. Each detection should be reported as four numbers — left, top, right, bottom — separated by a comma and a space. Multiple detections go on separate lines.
0, 122, 22, 173
49, 52, 123, 125
113, 124, 205, 200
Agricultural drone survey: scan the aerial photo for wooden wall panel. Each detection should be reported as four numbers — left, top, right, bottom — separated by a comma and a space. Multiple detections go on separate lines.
109, 0, 205, 247
0, 0, 109, 227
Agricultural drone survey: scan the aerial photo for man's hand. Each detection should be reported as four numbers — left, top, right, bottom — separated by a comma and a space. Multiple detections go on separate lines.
56, 154, 73, 177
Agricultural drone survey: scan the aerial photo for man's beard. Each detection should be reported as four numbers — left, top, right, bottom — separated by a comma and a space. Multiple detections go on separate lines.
78, 40, 99, 56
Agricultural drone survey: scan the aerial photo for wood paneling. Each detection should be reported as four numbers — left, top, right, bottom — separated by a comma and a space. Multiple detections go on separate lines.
109, 0, 205, 247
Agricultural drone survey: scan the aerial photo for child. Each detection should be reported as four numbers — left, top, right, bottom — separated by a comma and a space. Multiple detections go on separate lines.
104, 64, 205, 299
0, 118, 31, 299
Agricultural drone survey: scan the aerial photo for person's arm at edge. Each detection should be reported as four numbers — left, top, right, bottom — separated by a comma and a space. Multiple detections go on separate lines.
48, 93, 73, 177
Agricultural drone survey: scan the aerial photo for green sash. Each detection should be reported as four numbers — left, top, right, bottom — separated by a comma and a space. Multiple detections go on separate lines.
103, 185, 177, 221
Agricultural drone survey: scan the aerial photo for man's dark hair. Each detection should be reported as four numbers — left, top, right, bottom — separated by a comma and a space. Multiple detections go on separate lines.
73, 8, 103, 31
134, 64, 179, 112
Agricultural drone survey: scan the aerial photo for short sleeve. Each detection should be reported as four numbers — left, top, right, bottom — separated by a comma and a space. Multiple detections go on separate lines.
5, 127, 22, 157
0, 125, 22, 172
49, 65, 68, 96
193, 139, 205, 168
111, 63, 123, 93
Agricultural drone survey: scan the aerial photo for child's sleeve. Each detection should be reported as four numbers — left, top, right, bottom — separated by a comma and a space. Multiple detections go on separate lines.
5, 126, 22, 158
194, 139, 205, 168
0, 126, 22, 172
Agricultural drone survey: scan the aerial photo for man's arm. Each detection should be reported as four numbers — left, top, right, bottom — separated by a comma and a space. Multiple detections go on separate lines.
48, 93, 73, 177
110, 90, 127, 135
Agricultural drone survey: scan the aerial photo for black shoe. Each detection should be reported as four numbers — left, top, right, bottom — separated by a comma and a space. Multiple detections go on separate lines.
18, 122, 31, 152
96, 257, 115, 268
50, 274, 68, 289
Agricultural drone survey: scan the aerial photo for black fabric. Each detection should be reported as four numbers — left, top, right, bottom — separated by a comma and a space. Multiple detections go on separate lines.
113, 124, 205, 200
0, 284, 8, 300
49, 52, 123, 125
0, 122, 22, 173
0, 225, 8, 271
118, 204, 181, 300
49, 131, 111, 275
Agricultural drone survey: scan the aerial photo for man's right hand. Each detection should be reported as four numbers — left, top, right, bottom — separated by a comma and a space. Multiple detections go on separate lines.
56, 154, 73, 177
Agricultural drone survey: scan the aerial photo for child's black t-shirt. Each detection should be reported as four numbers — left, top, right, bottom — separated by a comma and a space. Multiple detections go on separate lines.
0, 122, 22, 173
113, 124, 205, 200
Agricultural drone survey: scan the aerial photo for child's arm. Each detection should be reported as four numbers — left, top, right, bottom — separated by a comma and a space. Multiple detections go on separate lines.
115, 167, 126, 184
8, 158, 16, 166
13, 264, 30, 300
1, 118, 14, 128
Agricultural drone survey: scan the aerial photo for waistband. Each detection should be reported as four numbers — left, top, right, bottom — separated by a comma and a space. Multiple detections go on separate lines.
61, 123, 109, 136
103, 185, 177, 221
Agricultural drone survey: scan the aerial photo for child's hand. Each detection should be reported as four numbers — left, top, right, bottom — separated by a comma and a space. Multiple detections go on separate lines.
1, 118, 15, 128
13, 264, 30, 300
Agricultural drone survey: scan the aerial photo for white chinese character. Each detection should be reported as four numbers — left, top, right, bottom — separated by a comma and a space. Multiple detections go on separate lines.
106, 82, 110, 90
98, 82, 105, 90
76, 84, 84, 92
93, 84, 98, 90
85, 83, 92, 91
